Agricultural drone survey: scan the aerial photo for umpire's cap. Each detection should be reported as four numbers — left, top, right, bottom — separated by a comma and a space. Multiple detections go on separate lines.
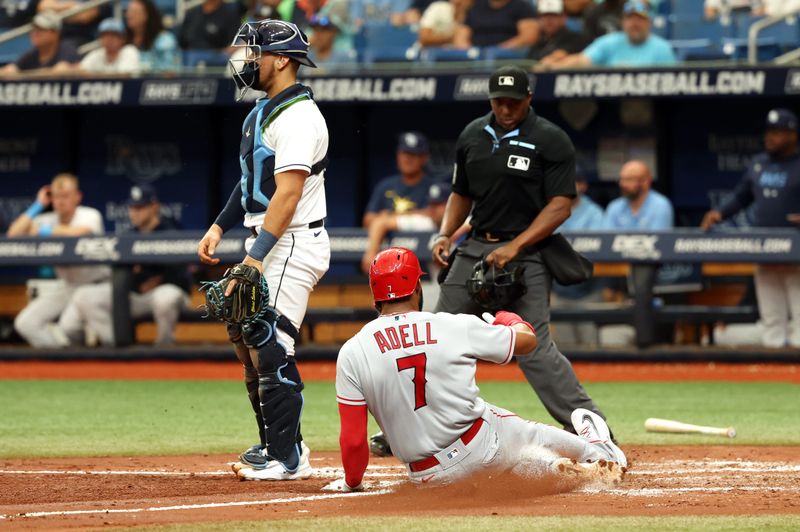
488, 66, 532, 100
232, 19, 316, 67
766, 108, 798, 130
369, 248, 426, 303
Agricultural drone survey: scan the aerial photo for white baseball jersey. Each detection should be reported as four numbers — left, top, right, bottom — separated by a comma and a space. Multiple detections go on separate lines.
243, 98, 328, 230
336, 311, 517, 463
33, 206, 110, 285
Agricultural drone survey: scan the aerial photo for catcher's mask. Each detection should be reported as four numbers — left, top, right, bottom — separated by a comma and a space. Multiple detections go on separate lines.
466, 259, 527, 310
369, 247, 426, 303
229, 19, 316, 100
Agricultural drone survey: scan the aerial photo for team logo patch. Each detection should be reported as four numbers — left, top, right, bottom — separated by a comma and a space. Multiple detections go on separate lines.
446, 448, 460, 460
498, 76, 515, 86
507, 155, 530, 171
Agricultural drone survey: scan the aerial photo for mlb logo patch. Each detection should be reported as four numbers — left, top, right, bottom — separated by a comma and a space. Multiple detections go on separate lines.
446, 448, 460, 460
507, 155, 530, 171
498, 76, 515, 86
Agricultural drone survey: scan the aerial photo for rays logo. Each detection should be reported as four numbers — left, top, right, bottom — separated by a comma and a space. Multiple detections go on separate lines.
105, 135, 181, 183
507, 155, 530, 171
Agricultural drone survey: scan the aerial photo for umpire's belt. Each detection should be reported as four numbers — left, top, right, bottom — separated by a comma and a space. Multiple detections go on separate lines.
250, 218, 324, 237
408, 418, 484, 472
470, 229, 517, 243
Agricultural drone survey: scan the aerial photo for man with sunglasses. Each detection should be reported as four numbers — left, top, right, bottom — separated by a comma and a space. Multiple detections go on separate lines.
430, 64, 616, 444
197, 19, 330, 481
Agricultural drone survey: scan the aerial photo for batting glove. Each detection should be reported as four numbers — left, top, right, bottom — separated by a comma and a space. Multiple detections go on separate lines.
491, 311, 535, 335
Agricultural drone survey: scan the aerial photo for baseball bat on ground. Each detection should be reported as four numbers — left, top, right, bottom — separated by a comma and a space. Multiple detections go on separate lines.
644, 418, 736, 438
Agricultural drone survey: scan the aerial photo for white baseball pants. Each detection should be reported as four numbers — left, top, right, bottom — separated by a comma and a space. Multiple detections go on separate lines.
245, 226, 331, 357
14, 281, 82, 348
405, 403, 610, 485
754, 265, 800, 348
69, 282, 189, 346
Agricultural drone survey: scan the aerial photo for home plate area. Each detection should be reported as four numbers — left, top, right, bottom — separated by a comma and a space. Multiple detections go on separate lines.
1, 446, 799, 528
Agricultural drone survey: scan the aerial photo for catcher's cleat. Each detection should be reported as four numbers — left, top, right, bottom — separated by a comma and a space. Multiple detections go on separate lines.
236, 447, 313, 481
571, 408, 627, 468
369, 432, 392, 457
237, 441, 311, 471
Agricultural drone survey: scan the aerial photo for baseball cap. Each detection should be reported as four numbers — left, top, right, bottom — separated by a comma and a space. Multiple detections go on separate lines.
488, 65, 532, 100
537, 0, 564, 15
32, 11, 62, 31
308, 14, 336, 29
127, 184, 159, 207
98, 18, 126, 35
623, 0, 650, 18
397, 131, 429, 154
766, 108, 798, 130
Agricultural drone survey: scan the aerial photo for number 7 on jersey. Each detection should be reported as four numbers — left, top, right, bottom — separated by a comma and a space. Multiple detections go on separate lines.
396, 353, 427, 410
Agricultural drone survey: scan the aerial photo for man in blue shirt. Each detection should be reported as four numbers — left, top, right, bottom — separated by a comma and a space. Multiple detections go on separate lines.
362, 132, 444, 272
701, 109, 800, 348
552, 0, 676, 68
604, 160, 674, 230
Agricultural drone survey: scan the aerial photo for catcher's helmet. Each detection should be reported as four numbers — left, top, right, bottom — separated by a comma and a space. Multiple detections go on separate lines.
466, 259, 527, 310
369, 247, 426, 303
229, 19, 316, 97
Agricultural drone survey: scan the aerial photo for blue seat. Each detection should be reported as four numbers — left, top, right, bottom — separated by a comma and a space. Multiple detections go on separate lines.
419, 47, 480, 62
721, 36, 781, 61
183, 49, 229, 67
669, 16, 735, 41
736, 15, 799, 47
670, 0, 698, 17
651, 14, 671, 39
0, 35, 29, 65
481, 46, 528, 60
669, 39, 727, 61
565, 16, 583, 33
361, 23, 417, 63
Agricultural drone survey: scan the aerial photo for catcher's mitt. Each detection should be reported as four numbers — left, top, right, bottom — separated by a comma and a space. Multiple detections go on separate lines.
466, 259, 527, 311
200, 263, 269, 325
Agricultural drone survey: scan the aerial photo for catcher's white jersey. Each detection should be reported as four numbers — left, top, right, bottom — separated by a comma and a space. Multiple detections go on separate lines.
336, 311, 517, 463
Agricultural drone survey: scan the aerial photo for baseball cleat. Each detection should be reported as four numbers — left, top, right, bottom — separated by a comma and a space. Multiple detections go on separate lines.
369, 432, 392, 457
236, 447, 313, 481
238, 441, 310, 471
571, 408, 628, 468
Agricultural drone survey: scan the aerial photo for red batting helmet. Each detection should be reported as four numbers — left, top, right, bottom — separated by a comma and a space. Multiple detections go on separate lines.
369, 247, 426, 302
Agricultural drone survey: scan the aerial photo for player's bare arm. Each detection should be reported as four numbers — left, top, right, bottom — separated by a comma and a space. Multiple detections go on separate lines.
7, 185, 52, 237
432, 191, 473, 267
486, 195, 572, 269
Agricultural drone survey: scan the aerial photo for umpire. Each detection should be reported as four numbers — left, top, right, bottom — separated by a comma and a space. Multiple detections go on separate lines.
432, 65, 611, 435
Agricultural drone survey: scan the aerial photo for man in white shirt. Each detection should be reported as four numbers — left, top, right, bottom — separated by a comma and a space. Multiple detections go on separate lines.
80, 17, 140, 74
324, 247, 626, 490
7, 173, 109, 347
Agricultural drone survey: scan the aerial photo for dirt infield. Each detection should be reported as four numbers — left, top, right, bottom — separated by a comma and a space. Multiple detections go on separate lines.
1, 446, 799, 529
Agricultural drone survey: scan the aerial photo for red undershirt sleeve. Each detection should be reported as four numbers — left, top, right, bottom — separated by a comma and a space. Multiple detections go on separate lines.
338, 403, 369, 488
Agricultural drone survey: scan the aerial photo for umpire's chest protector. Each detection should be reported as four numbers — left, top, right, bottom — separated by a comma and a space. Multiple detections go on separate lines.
239, 84, 312, 214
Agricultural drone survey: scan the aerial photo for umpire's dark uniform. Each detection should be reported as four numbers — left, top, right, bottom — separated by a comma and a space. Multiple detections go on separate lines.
435, 66, 607, 432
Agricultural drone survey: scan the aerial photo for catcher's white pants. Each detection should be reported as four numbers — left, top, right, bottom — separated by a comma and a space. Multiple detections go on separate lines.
405, 403, 609, 485
245, 226, 331, 357
68, 282, 189, 346
754, 265, 800, 348
14, 280, 82, 348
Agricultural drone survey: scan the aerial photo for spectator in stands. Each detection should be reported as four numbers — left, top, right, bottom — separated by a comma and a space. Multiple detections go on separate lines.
552, 1, 675, 68
701, 109, 800, 348
564, 0, 593, 17
178, 0, 241, 51
418, 0, 472, 48
307, 12, 356, 64
66, 185, 191, 347
704, 0, 762, 19
361, 132, 445, 273
79, 18, 140, 74
604, 160, 674, 230
6, 173, 109, 348
125, 0, 179, 71
37, 0, 111, 48
550, 169, 604, 346
454, 0, 538, 49
0, 10, 78, 75
0, 0, 39, 28
392, 0, 436, 26
529, 0, 589, 64
582, 0, 624, 40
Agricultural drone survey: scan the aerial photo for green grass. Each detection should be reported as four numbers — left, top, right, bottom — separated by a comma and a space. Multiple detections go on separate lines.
119, 515, 800, 532
0, 380, 798, 458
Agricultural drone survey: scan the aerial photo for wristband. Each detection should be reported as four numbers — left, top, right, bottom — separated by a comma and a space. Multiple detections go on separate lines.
25, 201, 45, 219
38, 224, 53, 237
435, 234, 450, 240
247, 229, 279, 261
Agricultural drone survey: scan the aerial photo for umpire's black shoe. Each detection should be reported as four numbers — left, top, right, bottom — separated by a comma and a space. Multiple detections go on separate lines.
369, 432, 393, 457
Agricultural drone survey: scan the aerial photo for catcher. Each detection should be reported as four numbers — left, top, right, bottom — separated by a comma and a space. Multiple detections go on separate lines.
325, 248, 626, 491
197, 19, 330, 480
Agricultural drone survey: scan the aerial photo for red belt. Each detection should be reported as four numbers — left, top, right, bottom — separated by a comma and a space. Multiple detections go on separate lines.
409, 418, 484, 473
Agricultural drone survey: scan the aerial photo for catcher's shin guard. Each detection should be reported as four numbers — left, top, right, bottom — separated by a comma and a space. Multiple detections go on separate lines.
242, 316, 304, 471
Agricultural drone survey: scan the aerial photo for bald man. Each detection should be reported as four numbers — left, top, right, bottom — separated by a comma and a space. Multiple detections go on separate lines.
603, 160, 674, 230
7, 174, 109, 347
